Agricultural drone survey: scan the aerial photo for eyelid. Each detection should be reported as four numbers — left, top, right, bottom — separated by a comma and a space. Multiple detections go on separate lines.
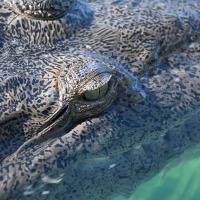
79, 72, 112, 93
83, 82, 109, 101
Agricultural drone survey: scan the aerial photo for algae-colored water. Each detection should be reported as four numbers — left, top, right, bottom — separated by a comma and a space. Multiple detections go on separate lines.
113, 147, 200, 200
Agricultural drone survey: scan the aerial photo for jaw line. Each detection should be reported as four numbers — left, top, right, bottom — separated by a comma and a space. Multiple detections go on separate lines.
13, 106, 72, 159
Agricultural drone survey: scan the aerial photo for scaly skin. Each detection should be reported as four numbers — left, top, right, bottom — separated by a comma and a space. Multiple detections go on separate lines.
0, 46, 143, 162
0, 0, 200, 199
1, 39, 200, 200
7, 0, 75, 19
0, 0, 93, 45
1, 0, 200, 53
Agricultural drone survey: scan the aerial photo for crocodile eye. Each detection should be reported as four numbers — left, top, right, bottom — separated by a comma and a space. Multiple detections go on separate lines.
83, 83, 109, 101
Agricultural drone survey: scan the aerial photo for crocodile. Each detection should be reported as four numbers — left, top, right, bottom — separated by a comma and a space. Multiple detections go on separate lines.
0, 0, 200, 199
1, 38, 200, 200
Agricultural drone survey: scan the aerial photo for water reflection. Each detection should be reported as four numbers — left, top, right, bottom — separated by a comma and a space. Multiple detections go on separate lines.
113, 146, 200, 200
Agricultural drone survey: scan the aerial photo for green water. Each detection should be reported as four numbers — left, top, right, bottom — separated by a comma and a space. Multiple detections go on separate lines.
113, 148, 200, 200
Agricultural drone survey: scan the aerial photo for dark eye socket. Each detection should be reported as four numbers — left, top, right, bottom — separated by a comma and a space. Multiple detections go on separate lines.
83, 83, 109, 101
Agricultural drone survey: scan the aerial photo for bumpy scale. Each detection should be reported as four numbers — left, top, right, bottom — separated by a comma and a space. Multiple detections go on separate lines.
0, 0, 200, 200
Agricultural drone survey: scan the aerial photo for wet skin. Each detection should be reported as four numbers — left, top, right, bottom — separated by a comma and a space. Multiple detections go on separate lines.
0, 0, 200, 199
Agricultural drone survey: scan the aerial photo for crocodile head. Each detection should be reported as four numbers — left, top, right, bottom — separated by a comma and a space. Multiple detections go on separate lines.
1, 39, 200, 200
1, 0, 200, 199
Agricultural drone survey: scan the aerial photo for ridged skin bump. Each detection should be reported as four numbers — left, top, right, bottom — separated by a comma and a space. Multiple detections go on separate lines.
0, 0, 93, 45
7, 0, 76, 19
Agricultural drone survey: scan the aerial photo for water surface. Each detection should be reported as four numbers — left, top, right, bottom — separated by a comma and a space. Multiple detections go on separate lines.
113, 147, 200, 200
